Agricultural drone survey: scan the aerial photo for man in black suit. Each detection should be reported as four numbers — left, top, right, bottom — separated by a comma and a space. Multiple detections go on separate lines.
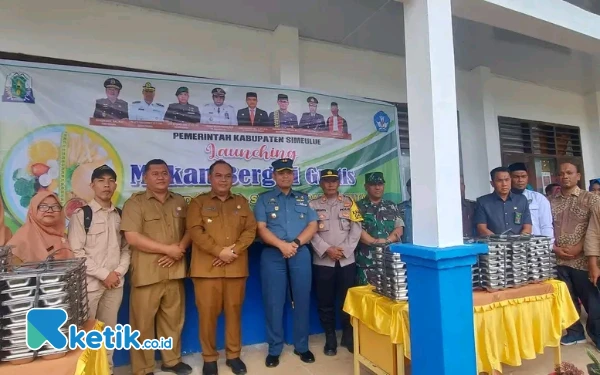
237, 92, 270, 126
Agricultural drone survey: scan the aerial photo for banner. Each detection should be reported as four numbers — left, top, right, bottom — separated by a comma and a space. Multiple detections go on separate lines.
0, 60, 401, 231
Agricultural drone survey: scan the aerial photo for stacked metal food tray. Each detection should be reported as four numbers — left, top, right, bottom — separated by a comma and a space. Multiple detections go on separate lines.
470, 235, 556, 291
0, 258, 89, 365
369, 246, 408, 301
0, 246, 12, 273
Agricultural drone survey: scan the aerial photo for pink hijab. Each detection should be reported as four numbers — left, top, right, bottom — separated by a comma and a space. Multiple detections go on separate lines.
0, 198, 12, 246
8, 191, 72, 263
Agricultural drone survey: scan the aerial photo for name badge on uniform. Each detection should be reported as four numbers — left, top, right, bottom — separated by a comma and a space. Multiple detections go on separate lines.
514, 212, 522, 225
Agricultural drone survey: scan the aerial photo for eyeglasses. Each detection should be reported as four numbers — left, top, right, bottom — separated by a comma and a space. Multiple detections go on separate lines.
38, 204, 62, 213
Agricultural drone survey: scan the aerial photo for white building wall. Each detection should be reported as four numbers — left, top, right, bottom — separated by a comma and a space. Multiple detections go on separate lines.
0, 0, 596, 199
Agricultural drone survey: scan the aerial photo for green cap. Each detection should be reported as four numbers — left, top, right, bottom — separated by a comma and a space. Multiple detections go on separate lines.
175, 86, 189, 96
365, 172, 385, 185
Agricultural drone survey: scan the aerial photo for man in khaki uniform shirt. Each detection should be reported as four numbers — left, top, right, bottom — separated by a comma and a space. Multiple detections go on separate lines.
187, 160, 257, 375
309, 169, 362, 356
121, 159, 192, 375
68, 165, 130, 373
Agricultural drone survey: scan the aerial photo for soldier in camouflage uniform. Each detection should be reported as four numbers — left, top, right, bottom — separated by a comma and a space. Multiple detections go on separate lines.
356, 172, 404, 285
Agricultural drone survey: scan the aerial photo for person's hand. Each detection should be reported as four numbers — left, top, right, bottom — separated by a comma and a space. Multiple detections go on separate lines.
164, 244, 185, 260
553, 244, 574, 260
564, 245, 583, 257
590, 265, 600, 287
219, 245, 238, 263
213, 258, 227, 267
158, 256, 176, 268
102, 271, 120, 289
279, 242, 298, 258
326, 246, 343, 260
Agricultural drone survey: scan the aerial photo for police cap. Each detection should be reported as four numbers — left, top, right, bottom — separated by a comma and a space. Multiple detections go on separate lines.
320, 169, 339, 180
277, 94, 289, 101
91, 164, 117, 182
246, 92, 257, 99
104, 78, 122, 90
365, 172, 385, 185
272, 158, 294, 172
176, 87, 189, 96
212, 87, 226, 97
142, 82, 155, 92
307, 96, 318, 104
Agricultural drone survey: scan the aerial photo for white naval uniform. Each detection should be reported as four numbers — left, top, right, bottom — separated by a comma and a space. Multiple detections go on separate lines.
129, 100, 166, 121
201, 104, 237, 125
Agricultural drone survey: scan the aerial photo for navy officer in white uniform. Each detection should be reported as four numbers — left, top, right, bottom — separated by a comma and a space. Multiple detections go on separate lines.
129, 82, 166, 121
201, 87, 237, 125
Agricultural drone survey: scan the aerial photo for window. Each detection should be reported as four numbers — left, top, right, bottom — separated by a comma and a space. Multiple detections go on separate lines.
498, 116, 585, 192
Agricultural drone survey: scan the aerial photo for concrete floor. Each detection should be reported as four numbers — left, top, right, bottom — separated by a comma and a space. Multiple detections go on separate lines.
113, 332, 597, 375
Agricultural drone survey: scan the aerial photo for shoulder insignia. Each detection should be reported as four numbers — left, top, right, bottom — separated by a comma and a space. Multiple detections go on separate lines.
132, 100, 141, 104
156, 103, 164, 107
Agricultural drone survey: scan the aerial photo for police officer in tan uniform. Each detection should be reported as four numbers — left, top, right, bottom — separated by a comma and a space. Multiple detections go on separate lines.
187, 160, 257, 375
309, 169, 362, 356
121, 159, 192, 375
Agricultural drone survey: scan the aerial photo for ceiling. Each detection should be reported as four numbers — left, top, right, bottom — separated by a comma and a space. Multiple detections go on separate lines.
107, 0, 600, 94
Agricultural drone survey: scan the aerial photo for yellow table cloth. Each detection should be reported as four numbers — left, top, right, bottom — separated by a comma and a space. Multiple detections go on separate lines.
343, 279, 579, 374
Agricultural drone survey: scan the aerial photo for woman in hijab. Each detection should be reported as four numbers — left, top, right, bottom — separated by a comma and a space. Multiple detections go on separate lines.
7, 191, 72, 264
590, 179, 600, 195
0, 198, 12, 246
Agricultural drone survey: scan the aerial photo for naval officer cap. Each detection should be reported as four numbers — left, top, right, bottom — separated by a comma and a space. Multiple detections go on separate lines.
272, 158, 294, 171
277, 94, 289, 101
365, 172, 385, 185
307, 96, 319, 104
104, 78, 122, 90
320, 169, 339, 180
142, 82, 155, 92
212, 87, 226, 97
175, 86, 189, 96
91, 164, 117, 182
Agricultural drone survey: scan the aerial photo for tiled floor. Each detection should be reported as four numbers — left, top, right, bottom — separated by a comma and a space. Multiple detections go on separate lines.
113, 332, 597, 375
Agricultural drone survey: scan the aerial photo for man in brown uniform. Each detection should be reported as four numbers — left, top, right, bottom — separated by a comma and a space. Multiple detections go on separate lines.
187, 160, 257, 375
121, 159, 192, 375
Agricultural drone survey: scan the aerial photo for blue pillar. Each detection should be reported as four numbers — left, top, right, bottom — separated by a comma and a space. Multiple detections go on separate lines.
391, 243, 487, 375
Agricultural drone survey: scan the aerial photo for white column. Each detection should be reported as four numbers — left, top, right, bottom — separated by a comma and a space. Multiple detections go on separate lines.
584, 91, 600, 179
271, 25, 300, 87
404, 0, 463, 247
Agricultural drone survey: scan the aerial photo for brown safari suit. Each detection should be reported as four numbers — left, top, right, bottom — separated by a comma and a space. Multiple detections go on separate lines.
187, 192, 257, 362
120, 190, 188, 375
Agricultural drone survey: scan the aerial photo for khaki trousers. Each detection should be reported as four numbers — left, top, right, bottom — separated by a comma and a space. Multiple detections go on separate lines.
130, 279, 185, 375
192, 277, 247, 362
87, 286, 124, 371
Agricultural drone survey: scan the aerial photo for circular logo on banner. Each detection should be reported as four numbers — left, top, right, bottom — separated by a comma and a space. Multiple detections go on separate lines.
1, 124, 123, 224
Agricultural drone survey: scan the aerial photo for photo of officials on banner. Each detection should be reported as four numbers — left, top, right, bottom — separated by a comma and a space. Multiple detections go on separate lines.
90, 76, 353, 138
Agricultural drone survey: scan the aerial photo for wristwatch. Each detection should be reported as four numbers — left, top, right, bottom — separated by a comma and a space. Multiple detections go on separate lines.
293, 238, 301, 246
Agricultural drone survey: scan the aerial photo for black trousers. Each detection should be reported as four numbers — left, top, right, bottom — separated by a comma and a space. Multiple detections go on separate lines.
557, 265, 600, 345
313, 262, 356, 333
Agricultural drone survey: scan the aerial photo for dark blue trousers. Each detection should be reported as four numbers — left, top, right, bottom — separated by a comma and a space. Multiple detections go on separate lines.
261, 246, 312, 356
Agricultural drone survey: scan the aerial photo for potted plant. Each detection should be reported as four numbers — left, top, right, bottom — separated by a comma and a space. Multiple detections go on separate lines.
550, 362, 584, 375
588, 349, 600, 375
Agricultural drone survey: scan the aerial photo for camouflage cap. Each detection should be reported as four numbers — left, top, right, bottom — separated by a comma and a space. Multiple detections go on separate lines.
365, 172, 385, 185
142, 82, 155, 92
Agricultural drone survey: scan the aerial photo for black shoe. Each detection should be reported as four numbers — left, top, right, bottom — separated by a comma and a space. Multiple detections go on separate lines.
293, 350, 315, 363
203, 361, 218, 375
341, 329, 354, 354
226, 358, 247, 374
161, 362, 193, 375
324, 331, 337, 356
265, 354, 280, 368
